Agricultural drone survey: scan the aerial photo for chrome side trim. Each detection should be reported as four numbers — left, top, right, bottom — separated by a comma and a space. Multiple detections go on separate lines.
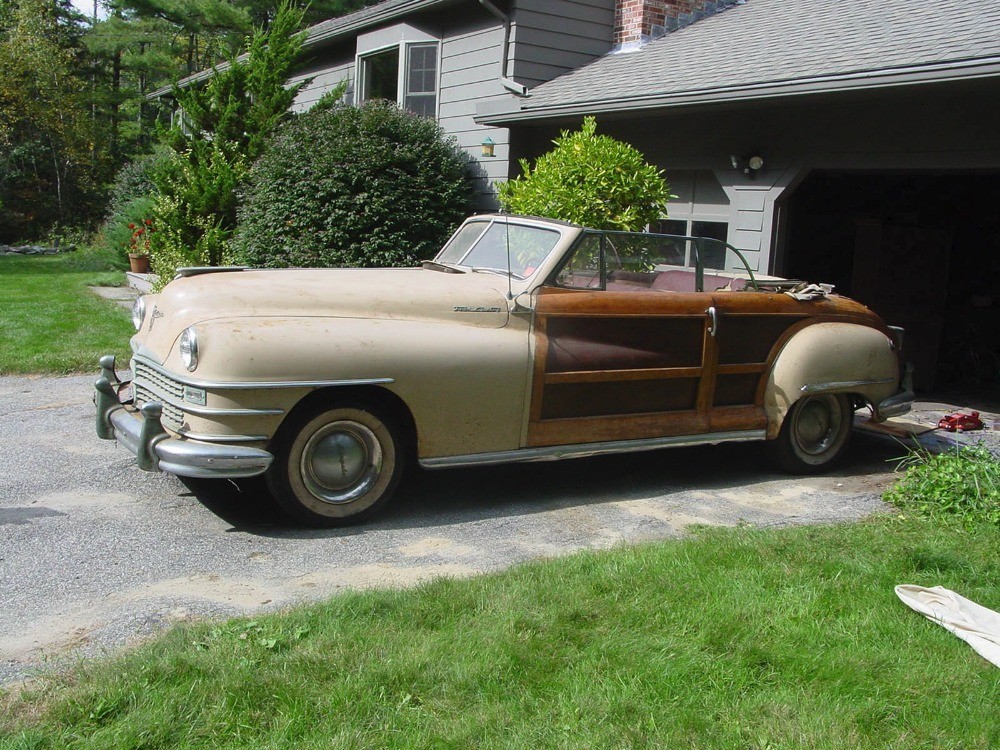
800, 377, 894, 394
419, 429, 767, 469
177, 404, 284, 417
177, 430, 269, 443
133, 355, 394, 390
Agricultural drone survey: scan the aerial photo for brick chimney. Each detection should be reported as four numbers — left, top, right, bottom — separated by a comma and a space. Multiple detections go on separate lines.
614, 1, 731, 51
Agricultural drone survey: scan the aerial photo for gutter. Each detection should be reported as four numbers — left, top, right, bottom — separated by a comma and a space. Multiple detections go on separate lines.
475, 0, 527, 96
476, 55, 1000, 125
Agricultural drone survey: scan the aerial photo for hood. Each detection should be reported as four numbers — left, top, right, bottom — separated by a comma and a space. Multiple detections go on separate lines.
137, 267, 512, 356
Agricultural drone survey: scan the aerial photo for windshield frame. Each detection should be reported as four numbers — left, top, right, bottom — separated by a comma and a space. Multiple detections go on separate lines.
434, 217, 566, 281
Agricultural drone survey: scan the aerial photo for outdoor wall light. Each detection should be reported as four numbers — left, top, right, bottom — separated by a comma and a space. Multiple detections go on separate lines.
730, 153, 765, 177
481, 137, 496, 158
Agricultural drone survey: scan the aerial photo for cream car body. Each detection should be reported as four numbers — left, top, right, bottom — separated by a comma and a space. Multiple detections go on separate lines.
95, 215, 913, 524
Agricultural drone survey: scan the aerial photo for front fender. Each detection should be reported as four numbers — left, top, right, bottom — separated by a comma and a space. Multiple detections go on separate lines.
176, 316, 532, 459
764, 321, 899, 438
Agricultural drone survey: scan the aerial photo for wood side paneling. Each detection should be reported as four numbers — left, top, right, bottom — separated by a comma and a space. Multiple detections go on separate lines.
527, 285, 886, 448
527, 405, 766, 447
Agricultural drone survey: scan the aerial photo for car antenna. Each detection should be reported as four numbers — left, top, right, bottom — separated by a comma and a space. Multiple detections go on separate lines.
502, 209, 514, 300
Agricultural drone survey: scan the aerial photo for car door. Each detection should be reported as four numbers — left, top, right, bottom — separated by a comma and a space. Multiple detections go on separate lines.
525, 233, 768, 448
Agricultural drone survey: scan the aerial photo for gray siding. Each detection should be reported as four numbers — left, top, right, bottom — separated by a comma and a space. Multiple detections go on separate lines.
510, 0, 615, 87
288, 4, 514, 208
290, 53, 355, 112
284, 0, 620, 206
438, 16, 510, 206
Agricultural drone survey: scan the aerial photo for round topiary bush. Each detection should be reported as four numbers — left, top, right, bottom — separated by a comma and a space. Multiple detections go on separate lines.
497, 116, 670, 231
232, 100, 474, 268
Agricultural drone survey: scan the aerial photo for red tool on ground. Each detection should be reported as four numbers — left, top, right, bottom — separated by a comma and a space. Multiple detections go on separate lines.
937, 411, 984, 432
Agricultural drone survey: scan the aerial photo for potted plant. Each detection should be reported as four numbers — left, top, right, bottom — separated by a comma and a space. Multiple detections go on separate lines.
127, 220, 154, 273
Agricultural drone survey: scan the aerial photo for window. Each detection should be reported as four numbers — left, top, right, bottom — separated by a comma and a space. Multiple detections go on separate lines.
436, 220, 561, 279
555, 231, 694, 289
404, 44, 437, 117
652, 219, 729, 270
359, 42, 438, 118
361, 47, 399, 102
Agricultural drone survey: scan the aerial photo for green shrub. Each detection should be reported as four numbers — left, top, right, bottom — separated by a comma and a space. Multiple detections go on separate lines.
232, 100, 473, 269
498, 116, 671, 231
93, 151, 167, 269
96, 194, 157, 270
884, 445, 999, 527
105, 155, 160, 215
149, 142, 246, 282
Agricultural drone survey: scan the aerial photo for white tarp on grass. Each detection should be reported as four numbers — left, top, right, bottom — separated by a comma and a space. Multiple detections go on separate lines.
896, 585, 1000, 667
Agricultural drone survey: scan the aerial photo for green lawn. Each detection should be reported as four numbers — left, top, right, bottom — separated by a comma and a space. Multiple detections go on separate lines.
2, 517, 998, 749
0, 254, 133, 374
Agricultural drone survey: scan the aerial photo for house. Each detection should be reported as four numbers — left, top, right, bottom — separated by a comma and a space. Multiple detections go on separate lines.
476, 0, 1000, 389
168, 0, 1000, 389
275, 0, 619, 205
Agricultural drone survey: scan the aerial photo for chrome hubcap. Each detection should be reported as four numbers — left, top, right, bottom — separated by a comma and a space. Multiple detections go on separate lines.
794, 397, 841, 456
301, 421, 382, 504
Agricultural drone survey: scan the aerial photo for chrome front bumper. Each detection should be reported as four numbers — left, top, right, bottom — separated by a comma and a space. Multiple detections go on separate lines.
94, 356, 273, 479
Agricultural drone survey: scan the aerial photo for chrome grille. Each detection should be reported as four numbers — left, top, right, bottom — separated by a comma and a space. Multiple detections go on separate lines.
133, 361, 185, 431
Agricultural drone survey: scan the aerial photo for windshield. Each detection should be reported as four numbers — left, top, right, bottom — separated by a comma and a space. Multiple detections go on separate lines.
435, 220, 562, 279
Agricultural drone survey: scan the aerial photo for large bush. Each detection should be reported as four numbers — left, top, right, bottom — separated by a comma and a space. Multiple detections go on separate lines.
497, 116, 670, 231
232, 99, 473, 268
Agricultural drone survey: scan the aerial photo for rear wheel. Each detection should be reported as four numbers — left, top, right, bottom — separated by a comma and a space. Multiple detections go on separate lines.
266, 401, 404, 526
769, 393, 853, 474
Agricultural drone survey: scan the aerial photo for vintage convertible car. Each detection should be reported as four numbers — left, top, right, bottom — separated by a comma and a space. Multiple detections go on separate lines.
95, 214, 914, 525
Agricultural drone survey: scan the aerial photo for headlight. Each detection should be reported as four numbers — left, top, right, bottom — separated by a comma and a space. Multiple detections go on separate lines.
131, 297, 146, 332
179, 327, 199, 371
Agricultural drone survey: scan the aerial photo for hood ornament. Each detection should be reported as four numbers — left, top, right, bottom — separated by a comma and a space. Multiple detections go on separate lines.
149, 306, 164, 330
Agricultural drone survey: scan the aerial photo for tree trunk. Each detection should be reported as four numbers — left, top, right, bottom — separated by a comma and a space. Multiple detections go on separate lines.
111, 48, 121, 160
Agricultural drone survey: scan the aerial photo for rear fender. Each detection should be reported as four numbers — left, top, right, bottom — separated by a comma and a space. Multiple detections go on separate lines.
764, 322, 899, 438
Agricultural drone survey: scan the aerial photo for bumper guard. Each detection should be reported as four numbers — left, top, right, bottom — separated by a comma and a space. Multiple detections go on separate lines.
95, 356, 273, 479
874, 362, 915, 421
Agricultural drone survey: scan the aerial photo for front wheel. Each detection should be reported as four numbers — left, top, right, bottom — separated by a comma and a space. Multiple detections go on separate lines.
768, 393, 853, 474
266, 401, 404, 526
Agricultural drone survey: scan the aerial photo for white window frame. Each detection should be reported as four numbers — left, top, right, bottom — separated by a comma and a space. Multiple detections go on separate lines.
653, 216, 731, 270
355, 24, 441, 119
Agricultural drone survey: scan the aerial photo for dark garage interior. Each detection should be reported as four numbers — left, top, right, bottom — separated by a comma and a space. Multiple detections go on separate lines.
781, 172, 1000, 392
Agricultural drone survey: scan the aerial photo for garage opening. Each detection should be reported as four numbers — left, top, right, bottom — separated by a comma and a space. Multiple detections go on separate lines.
781, 172, 1000, 392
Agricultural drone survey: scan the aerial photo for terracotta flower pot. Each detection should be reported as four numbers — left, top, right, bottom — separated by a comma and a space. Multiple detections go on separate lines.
128, 253, 151, 274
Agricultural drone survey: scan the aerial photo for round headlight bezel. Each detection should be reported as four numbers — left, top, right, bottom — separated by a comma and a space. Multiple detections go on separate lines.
179, 327, 199, 372
131, 297, 146, 332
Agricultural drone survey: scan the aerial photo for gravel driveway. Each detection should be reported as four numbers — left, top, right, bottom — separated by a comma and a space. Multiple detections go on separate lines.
0, 374, 902, 686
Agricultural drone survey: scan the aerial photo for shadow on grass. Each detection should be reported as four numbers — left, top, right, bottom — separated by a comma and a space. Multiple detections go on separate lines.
182, 430, 903, 539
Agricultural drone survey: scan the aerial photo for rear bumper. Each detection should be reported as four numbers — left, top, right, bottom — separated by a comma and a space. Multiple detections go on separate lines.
95, 356, 273, 479
874, 362, 915, 421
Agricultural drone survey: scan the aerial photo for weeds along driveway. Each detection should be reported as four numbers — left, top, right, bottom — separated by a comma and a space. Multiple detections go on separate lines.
0, 374, 900, 685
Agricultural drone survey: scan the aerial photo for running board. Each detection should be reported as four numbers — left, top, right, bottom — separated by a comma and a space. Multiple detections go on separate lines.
418, 429, 767, 469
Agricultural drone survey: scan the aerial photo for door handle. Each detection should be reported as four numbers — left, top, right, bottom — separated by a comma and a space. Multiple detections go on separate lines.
707, 306, 718, 337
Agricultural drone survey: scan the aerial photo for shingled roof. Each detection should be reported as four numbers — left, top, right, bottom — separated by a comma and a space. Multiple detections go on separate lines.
303, 0, 459, 47
479, 0, 1000, 124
